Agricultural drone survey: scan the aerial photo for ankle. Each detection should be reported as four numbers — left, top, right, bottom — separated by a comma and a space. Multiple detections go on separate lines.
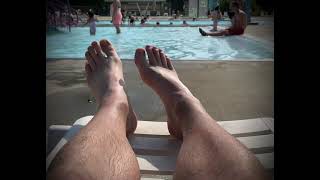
173, 93, 201, 117
172, 93, 208, 132
99, 89, 129, 114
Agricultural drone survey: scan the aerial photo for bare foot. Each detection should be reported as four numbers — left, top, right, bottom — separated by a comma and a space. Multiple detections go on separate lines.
134, 45, 198, 139
199, 28, 208, 36
85, 39, 137, 135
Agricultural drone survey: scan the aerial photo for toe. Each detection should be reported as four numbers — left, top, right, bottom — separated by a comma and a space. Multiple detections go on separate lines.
134, 48, 149, 70
91, 41, 104, 65
145, 45, 157, 66
152, 47, 162, 67
85, 51, 96, 71
159, 49, 168, 68
88, 46, 98, 60
166, 55, 175, 71
91, 41, 102, 56
99, 39, 118, 57
85, 62, 92, 74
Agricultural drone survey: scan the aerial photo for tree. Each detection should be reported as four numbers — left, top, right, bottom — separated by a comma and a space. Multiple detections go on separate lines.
219, 0, 230, 12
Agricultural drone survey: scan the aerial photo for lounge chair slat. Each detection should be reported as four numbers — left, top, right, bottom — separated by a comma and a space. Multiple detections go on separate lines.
47, 128, 274, 157
72, 116, 272, 136
135, 118, 270, 136
261, 118, 274, 133
217, 118, 270, 135
47, 116, 274, 172
255, 153, 274, 169
130, 134, 274, 155
47, 125, 72, 155
137, 153, 274, 174
137, 155, 176, 175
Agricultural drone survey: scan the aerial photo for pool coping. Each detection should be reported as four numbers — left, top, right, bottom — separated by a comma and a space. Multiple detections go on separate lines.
46, 58, 274, 62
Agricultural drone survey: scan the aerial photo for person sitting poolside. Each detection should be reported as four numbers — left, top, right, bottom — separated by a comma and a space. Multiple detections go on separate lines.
199, 2, 247, 36
47, 39, 271, 180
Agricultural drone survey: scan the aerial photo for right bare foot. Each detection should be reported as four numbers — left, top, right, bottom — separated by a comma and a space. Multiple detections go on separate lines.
134, 46, 198, 139
85, 39, 137, 136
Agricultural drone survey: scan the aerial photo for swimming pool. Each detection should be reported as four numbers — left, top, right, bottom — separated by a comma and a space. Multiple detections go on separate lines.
96, 20, 232, 26
46, 27, 273, 60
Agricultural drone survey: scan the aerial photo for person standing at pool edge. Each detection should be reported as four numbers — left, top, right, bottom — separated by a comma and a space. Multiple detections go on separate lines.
84, 10, 97, 35
112, 0, 122, 33
199, 2, 247, 36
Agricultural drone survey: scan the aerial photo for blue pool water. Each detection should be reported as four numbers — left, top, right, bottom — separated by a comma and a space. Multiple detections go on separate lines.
46, 27, 273, 60
96, 20, 232, 26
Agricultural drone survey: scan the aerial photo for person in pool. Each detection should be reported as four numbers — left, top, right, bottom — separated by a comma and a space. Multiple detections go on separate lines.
47, 39, 271, 180
128, 15, 135, 26
182, 20, 188, 26
83, 10, 97, 35
199, 2, 247, 36
112, 0, 122, 33
140, 18, 145, 25
210, 6, 222, 31
156, 21, 160, 26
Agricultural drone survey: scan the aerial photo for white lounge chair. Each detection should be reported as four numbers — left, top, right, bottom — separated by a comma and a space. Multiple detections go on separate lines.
47, 116, 274, 179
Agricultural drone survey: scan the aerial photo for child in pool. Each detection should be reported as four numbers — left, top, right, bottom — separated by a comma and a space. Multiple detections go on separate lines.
211, 6, 222, 31
84, 11, 97, 35
128, 15, 135, 26
182, 20, 188, 26
140, 18, 145, 25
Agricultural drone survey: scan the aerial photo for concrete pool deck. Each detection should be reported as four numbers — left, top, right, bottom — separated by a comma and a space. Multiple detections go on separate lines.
47, 60, 273, 130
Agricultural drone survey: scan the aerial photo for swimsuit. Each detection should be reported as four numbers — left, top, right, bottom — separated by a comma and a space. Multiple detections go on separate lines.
89, 20, 96, 34
226, 27, 244, 35
113, 3, 122, 26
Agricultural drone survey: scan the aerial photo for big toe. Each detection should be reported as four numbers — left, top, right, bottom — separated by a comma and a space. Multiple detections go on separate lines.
99, 39, 118, 57
134, 48, 149, 70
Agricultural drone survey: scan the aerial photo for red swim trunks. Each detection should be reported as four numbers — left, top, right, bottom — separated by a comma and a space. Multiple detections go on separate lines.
226, 28, 244, 35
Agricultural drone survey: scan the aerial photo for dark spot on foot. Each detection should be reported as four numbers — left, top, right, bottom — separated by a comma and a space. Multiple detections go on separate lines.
119, 79, 125, 86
